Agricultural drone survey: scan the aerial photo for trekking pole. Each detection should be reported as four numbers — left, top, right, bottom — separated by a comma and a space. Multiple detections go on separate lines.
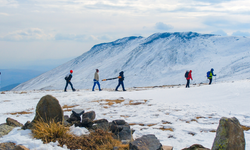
215, 76, 216, 84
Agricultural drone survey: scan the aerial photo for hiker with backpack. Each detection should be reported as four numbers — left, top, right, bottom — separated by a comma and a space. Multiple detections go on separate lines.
115, 71, 126, 91
207, 68, 216, 85
64, 70, 76, 92
102, 71, 126, 91
92, 69, 101, 91
185, 70, 193, 88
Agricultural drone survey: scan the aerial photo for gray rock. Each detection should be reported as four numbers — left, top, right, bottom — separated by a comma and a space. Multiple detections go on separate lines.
129, 134, 162, 150
68, 109, 85, 122
15, 145, 29, 150
6, 118, 23, 127
22, 121, 33, 130
92, 119, 109, 131
0, 142, 16, 150
211, 117, 245, 150
112, 119, 126, 125
82, 111, 96, 121
182, 144, 209, 150
81, 118, 94, 127
0, 124, 15, 138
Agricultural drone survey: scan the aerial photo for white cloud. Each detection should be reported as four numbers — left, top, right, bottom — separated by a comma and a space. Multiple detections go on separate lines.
1, 28, 53, 41
232, 31, 250, 37
155, 22, 174, 31
211, 30, 228, 36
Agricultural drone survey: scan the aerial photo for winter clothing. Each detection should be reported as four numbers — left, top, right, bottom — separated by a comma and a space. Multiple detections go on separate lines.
186, 70, 193, 88
92, 70, 101, 91
115, 71, 126, 91
64, 72, 75, 92
70, 70, 73, 73
208, 68, 216, 85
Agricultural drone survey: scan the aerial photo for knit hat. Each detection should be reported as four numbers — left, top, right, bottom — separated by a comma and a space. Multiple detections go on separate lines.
70, 70, 73, 73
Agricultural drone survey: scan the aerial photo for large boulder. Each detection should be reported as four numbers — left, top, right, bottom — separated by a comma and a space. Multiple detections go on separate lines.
129, 134, 162, 150
211, 117, 245, 150
32, 95, 63, 124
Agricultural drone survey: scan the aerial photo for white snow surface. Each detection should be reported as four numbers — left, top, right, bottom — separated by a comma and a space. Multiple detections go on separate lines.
1, 80, 250, 149
13, 32, 250, 91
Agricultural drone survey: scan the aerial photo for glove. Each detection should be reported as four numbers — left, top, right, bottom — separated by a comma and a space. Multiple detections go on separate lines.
102, 79, 107, 81
118, 76, 122, 78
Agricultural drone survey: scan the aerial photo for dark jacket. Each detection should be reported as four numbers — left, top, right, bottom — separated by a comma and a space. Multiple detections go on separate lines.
118, 71, 124, 81
65, 73, 72, 81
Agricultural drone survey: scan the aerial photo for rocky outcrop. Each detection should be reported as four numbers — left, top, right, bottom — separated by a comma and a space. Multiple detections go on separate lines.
129, 134, 162, 150
211, 117, 245, 150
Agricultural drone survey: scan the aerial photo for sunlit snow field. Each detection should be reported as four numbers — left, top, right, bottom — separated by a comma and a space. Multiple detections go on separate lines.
1, 80, 250, 150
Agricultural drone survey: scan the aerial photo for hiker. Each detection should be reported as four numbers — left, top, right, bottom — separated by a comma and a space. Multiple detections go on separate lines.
185, 70, 193, 88
115, 71, 126, 91
92, 69, 101, 91
64, 70, 76, 92
207, 68, 216, 85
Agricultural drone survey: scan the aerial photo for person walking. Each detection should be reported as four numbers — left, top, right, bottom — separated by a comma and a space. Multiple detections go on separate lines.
208, 68, 216, 85
185, 70, 193, 88
64, 70, 76, 92
92, 69, 101, 91
115, 71, 126, 91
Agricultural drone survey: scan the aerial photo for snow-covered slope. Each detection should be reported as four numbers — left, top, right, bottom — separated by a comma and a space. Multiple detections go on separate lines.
13, 32, 250, 91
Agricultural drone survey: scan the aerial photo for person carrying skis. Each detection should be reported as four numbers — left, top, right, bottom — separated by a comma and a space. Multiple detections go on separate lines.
64, 70, 76, 92
115, 71, 126, 91
102, 71, 126, 91
92, 69, 101, 91
185, 70, 193, 88
207, 68, 216, 85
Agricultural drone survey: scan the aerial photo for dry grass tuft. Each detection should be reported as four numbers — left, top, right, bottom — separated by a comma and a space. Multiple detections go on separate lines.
58, 129, 128, 150
154, 127, 174, 132
62, 104, 79, 112
241, 125, 250, 131
32, 120, 69, 143
125, 100, 147, 106
20, 91, 27, 94
92, 99, 125, 106
129, 123, 157, 127
3, 100, 11, 102
32, 120, 129, 150
6, 111, 33, 115
1, 91, 5, 94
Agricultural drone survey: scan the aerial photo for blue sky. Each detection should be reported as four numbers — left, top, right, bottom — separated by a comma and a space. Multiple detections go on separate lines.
1, 0, 250, 71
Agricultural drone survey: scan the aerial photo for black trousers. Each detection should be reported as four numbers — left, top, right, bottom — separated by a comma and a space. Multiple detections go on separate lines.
209, 78, 212, 85
116, 80, 126, 91
186, 79, 190, 88
65, 81, 75, 91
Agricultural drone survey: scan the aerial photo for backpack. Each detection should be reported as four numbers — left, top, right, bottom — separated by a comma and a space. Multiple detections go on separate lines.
207, 71, 210, 78
185, 71, 189, 78
64, 75, 69, 80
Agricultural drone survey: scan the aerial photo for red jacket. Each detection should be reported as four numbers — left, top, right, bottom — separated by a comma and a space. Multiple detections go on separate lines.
187, 70, 193, 80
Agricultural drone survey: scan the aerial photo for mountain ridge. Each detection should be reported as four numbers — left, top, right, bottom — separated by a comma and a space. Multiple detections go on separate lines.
13, 32, 250, 91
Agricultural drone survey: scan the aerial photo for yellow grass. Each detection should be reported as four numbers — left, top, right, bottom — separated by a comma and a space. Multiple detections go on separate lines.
32, 120, 129, 150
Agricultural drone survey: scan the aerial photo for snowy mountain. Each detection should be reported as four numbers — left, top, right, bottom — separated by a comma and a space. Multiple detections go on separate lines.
13, 32, 250, 91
